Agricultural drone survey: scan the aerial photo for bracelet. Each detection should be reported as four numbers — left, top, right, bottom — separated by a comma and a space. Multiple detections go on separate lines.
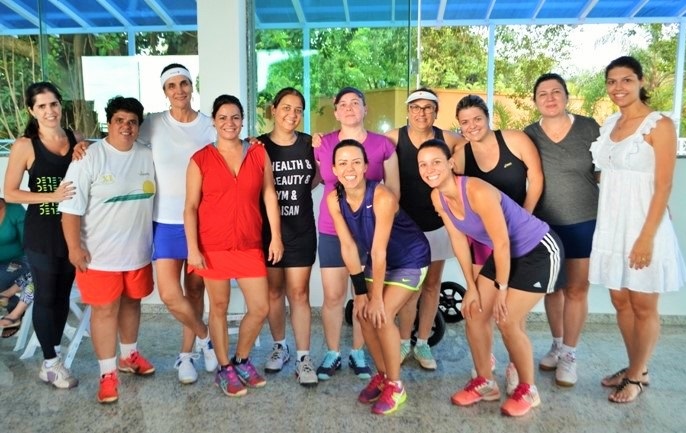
350, 272, 368, 295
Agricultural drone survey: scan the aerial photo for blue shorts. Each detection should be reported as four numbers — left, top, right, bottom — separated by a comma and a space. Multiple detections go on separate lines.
318, 233, 367, 268
550, 220, 595, 259
152, 222, 188, 261
364, 266, 428, 292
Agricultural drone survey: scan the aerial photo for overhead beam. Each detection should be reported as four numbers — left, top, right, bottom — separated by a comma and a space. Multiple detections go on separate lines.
291, 0, 306, 24
628, 0, 650, 18
144, 0, 176, 26
532, 0, 546, 19
94, 0, 133, 27
4, 0, 39, 27
579, 0, 600, 20
48, 0, 92, 28
486, 0, 497, 20
437, 0, 447, 25
343, 0, 350, 23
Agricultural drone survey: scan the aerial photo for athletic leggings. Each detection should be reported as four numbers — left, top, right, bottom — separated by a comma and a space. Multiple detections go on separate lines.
25, 250, 75, 360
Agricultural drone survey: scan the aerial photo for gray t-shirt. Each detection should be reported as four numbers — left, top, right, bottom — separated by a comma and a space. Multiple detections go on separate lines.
524, 115, 600, 225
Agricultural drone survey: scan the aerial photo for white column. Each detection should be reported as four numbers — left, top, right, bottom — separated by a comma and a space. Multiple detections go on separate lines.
197, 0, 248, 124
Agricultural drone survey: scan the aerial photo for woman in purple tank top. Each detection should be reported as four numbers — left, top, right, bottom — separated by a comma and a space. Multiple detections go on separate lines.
328, 140, 430, 415
417, 139, 563, 418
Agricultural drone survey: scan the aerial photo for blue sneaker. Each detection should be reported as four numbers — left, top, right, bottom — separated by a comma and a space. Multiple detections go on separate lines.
349, 349, 372, 379
316, 351, 342, 380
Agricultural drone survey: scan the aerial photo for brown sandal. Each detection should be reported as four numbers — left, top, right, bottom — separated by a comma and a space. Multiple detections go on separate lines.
601, 368, 650, 387
0, 315, 21, 329
608, 377, 644, 403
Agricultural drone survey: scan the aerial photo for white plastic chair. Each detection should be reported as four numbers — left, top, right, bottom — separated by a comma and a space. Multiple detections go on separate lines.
14, 284, 91, 369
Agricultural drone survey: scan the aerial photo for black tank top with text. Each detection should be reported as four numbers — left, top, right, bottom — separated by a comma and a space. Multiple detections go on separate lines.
24, 130, 76, 257
463, 130, 527, 206
397, 126, 445, 231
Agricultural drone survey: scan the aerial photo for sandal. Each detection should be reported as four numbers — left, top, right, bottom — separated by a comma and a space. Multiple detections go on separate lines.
608, 377, 644, 403
2, 326, 19, 338
0, 316, 21, 329
601, 368, 650, 387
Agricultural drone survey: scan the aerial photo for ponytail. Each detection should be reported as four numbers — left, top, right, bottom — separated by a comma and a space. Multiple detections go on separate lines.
23, 117, 40, 139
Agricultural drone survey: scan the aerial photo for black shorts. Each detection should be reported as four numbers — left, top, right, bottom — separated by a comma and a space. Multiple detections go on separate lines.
480, 231, 563, 294
264, 231, 317, 268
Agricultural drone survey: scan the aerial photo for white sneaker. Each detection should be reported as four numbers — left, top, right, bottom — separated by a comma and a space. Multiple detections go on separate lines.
555, 352, 577, 387
539, 343, 561, 371
175, 353, 199, 384
265, 343, 290, 373
505, 362, 519, 396
39, 359, 79, 389
295, 355, 318, 387
471, 353, 496, 378
197, 337, 218, 373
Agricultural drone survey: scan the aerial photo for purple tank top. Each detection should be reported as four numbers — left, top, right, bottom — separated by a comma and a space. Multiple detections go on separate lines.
314, 131, 395, 235
439, 176, 549, 258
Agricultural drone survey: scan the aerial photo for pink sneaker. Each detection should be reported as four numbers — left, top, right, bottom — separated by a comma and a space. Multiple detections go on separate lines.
451, 376, 501, 406
371, 380, 407, 415
358, 372, 386, 404
501, 383, 541, 417
233, 360, 267, 388
215, 366, 247, 397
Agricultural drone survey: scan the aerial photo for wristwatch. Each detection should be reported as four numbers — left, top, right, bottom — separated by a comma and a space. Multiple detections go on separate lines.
494, 280, 508, 291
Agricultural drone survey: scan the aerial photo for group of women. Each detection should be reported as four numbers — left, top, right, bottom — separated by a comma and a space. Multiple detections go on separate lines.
2, 55, 684, 415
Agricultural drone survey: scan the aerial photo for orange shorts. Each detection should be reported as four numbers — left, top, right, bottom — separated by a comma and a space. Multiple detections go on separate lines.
189, 249, 266, 280
76, 264, 154, 306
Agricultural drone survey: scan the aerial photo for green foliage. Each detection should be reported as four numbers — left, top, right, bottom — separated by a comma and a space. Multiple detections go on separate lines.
420, 27, 487, 89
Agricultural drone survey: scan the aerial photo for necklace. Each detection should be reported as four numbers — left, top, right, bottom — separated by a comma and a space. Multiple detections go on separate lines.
615, 113, 647, 130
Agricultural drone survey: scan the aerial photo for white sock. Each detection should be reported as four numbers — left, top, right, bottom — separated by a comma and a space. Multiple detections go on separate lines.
44, 357, 59, 368
561, 344, 576, 357
400, 339, 411, 345
274, 339, 287, 348
54, 345, 62, 356
196, 334, 211, 349
416, 339, 428, 347
120, 342, 137, 359
296, 350, 309, 361
99, 357, 117, 376
552, 337, 563, 348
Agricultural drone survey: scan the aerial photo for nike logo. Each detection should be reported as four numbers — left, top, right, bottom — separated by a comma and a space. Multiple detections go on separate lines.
503, 162, 512, 168
533, 281, 542, 288
366, 205, 373, 209
401, 278, 411, 283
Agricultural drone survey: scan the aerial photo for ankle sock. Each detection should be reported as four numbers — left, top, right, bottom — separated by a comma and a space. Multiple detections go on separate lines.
297, 350, 309, 361
196, 334, 211, 348
120, 342, 137, 359
44, 357, 59, 368
552, 337, 563, 349
416, 339, 428, 347
274, 339, 286, 348
561, 344, 576, 358
400, 339, 410, 346
99, 357, 117, 376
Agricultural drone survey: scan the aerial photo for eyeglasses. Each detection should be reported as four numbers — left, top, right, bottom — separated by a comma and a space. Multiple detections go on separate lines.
409, 104, 436, 114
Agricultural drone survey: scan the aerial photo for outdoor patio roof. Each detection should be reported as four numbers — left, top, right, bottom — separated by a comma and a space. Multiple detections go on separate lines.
0, 0, 684, 35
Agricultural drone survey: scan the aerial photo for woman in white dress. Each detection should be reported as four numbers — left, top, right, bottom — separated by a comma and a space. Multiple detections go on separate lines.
589, 56, 686, 403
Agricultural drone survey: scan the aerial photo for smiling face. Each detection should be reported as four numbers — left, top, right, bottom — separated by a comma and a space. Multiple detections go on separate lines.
163, 75, 193, 110
605, 66, 643, 108
534, 79, 568, 118
28, 91, 62, 129
213, 103, 243, 141
417, 145, 453, 189
332, 144, 367, 190
107, 110, 140, 149
334, 92, 367, 127
456, 106, 490, 142
272, 94, 303, 134
408, 99, 438, 130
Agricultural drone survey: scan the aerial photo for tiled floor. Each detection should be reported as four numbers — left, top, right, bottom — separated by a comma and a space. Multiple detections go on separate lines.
1, 311, 684, 433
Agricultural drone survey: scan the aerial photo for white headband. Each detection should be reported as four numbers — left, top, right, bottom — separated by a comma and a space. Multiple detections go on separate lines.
405, 90, 439, 104
160, 67, 192, 87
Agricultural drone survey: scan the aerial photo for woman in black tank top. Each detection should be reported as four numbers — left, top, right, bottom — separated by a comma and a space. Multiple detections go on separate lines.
453, 94, 543, 212
2, 82, 84, 389
385, 87, 466, 369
